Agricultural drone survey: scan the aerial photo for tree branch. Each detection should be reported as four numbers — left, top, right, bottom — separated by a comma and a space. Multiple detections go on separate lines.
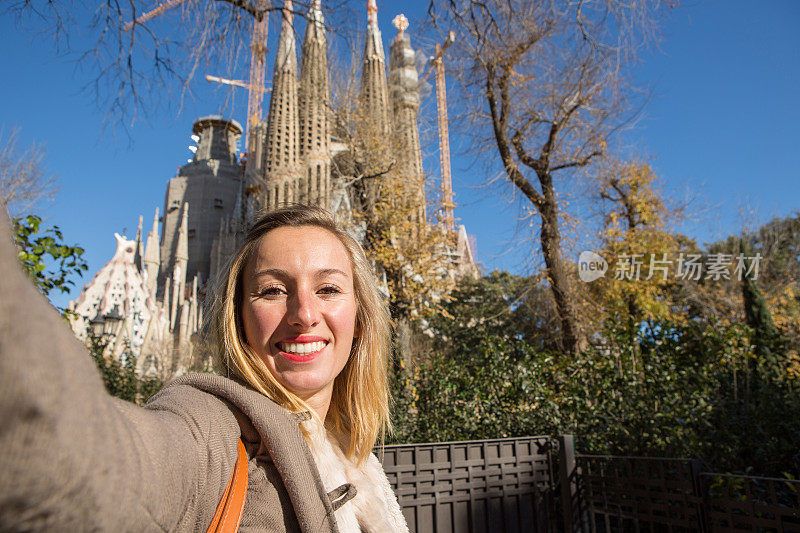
510, 123, 541, 173
485, 62, 543, 209
340, 159, 396, 188
551, 149, 602, 172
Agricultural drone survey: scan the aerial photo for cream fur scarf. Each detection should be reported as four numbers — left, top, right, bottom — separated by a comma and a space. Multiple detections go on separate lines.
301, 418, 409, 533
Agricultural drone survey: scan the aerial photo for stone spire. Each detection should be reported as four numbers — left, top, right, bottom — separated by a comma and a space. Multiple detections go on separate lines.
143, 207, 161, 301
389, 14, 426, 223
133, 215, 144, 270
175, 203, 189, 291
164, 276, 172, 330
298, 0, 331, 207
261, 0, 301, 210
189, 275, 199, 333
360, 0, 390, 136
171, 203, 189, 327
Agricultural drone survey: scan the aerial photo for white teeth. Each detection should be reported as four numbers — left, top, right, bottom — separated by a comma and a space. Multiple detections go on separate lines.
280, 341, 326, 355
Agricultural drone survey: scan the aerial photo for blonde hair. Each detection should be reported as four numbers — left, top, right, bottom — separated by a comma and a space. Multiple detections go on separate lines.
208, 205, 392, 465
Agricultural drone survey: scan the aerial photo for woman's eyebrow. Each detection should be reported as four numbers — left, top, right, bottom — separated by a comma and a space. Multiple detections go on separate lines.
251, 268, 348, 278
316, 268, 348, 278
252, 268, 289, 279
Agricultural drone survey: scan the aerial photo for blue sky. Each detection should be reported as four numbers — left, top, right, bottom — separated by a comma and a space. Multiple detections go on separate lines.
1, 0, 798, 309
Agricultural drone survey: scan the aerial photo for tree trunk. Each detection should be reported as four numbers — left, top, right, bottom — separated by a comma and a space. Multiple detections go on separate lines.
538, 183, 586, 353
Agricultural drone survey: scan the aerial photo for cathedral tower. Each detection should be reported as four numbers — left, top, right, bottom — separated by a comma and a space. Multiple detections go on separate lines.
389, 14, 426, 224
356, 0, 392, 211
159, 116, 242, 287
298, 0, 331, 208
261, 0, 301, 210
359, 0, 390, 136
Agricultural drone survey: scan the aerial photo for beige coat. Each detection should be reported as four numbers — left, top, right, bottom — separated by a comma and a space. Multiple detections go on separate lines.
0, 215, 405, 532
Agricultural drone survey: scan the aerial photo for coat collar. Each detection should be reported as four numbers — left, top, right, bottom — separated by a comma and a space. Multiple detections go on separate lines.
171, 373, 340, 533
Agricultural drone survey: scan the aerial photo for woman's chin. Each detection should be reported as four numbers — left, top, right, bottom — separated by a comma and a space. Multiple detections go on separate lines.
274, 369, 333, 399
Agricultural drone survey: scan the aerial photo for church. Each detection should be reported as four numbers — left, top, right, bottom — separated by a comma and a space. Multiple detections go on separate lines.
68, 0, 478, 379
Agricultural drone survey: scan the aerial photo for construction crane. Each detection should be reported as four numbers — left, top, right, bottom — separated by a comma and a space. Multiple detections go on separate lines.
243, 1, 270, 154
204, 73, 271, 149
205, 75, 251, 90
124, 0, 188, 31
125, 0, 270, 153
423, 31, 456, 233
204, 4, 270, 153
204, 75, 271, 95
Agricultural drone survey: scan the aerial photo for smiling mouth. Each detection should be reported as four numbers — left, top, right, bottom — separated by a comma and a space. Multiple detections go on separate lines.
277, 340, 327, 356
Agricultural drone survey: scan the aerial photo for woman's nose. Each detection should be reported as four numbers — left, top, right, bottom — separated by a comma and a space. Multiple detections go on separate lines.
287, 290, 321, 328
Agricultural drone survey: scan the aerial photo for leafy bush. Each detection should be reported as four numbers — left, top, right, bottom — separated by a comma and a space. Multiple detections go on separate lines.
390, 275, 800, 478
87, 336, 163, 406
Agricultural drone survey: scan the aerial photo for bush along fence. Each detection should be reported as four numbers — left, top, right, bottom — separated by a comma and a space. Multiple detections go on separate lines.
379, 435, 800, 533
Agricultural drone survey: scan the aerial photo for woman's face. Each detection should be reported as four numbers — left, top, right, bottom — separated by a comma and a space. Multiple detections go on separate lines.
240, 225, 358, 406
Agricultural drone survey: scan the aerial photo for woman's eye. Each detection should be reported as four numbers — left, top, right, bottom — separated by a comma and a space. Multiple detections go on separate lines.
257, 286, 284, 297
318, 285, 341, 295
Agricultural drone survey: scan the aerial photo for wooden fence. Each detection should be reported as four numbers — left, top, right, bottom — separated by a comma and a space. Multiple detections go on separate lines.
380, 436, 556, 532
380, 434, 800, 533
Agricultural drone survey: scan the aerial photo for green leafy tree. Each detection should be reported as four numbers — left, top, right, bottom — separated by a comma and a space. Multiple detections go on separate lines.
11, 214, 88, 298
738, 239, 779, 344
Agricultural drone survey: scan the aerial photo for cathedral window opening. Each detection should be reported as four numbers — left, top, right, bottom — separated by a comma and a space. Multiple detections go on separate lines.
188, 229, 196, 239
213, 198, 224, 209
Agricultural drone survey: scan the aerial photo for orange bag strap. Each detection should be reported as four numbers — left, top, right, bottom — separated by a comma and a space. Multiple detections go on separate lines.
207, 438, 248, 533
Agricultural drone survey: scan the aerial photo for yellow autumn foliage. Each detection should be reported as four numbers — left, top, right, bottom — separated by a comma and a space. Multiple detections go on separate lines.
593, 161, 682, 324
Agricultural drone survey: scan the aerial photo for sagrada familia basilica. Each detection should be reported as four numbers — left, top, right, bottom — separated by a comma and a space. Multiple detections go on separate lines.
68, 0, 478, 379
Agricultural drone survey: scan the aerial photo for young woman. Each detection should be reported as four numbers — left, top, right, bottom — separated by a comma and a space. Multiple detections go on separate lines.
0, 206, 408, 532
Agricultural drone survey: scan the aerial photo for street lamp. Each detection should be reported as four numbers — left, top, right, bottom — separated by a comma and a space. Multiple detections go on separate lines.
103, 305, 124, 337
90, 313, 106, 338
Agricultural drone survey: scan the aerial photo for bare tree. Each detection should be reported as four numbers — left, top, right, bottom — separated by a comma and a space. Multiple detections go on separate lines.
427, 0, 670, 353
0, 128, 56, 215
6, 0, 351, 127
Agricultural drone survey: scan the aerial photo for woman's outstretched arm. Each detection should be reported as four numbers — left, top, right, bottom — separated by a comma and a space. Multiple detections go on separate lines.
0, 215, 239, 531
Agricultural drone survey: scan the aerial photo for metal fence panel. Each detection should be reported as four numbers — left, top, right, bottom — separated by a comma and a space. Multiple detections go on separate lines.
379, 436, 556, 533
380, 436, 800, 533
701, 473, 800, 532
574, 455, 705, 532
